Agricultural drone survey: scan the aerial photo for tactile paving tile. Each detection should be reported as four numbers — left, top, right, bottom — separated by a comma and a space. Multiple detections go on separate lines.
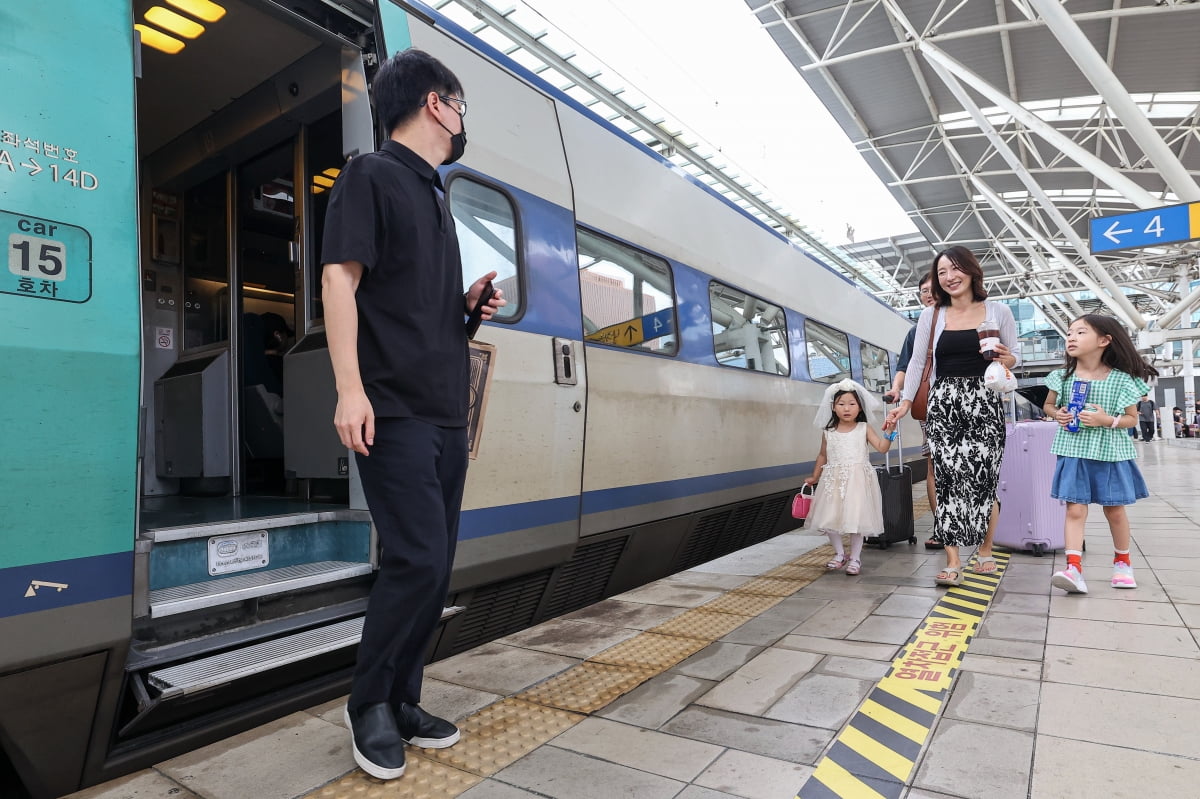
304, 751, 482, 799
762, 563, 826, 582
788, 546, 839, 567
415, 698, 584, 777
700, 591, 787, 617
587, 631, 708, 670
649, 608, 754, 641
731, 576, 807, 597
516, 662, 657, 714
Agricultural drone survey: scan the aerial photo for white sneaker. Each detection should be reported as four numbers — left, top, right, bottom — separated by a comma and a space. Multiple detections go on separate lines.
1051, 565, 1088, 594
1111, 562, 1137, 589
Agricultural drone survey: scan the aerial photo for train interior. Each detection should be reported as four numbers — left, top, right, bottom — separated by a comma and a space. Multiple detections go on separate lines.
125, 0, 382, 746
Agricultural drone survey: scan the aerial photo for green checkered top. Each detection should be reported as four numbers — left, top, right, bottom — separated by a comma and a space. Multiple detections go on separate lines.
1045, 368, 1149, 462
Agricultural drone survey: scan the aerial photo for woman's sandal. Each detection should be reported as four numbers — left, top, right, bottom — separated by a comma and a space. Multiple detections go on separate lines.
845, 559, 861, 576
934, 568, 964, 586
826, 555, 847, 571
969, 555, 998, 574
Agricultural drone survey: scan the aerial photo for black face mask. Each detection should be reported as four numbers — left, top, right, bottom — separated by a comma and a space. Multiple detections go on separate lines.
436, 117, 467, 165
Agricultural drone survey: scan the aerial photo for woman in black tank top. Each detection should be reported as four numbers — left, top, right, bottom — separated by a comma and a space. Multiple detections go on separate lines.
885, 247, 1019, 585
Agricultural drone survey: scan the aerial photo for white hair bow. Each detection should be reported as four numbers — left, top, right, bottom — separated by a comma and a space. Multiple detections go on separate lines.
812, 377, 883, 429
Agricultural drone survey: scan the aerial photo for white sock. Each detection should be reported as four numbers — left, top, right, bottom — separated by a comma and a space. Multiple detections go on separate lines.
826, 531, 845, 556
848, 534, 864, 560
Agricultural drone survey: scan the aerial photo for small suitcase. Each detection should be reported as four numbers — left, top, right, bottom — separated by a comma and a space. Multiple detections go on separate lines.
869, 418, 916, 549
994, 417, 1066, 556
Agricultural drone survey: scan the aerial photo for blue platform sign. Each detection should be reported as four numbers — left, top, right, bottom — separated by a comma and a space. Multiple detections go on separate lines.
1088, 202, 1196, 254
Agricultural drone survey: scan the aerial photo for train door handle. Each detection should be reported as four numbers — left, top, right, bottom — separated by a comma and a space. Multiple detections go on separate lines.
553, 337, 578, 386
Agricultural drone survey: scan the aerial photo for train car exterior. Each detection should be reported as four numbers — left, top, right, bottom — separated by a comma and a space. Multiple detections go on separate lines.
0, 1, 919, 796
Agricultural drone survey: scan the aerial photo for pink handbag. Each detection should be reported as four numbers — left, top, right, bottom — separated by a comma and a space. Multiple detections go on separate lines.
791, 484, 814, 519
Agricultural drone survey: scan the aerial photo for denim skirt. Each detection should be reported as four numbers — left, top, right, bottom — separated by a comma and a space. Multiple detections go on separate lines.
1050, 456, 1149, 506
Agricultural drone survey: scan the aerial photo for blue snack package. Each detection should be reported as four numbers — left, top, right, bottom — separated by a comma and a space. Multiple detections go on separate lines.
1065, 380, 1090, 432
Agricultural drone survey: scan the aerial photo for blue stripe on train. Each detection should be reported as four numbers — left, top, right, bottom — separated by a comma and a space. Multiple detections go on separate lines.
0, 550, 131, 620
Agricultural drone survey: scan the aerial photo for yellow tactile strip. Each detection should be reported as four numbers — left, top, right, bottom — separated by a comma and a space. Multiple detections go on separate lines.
416, 698, 584, 776
306, 542, 838, 798
516, 661, 658, 713
308, 750, 483, 798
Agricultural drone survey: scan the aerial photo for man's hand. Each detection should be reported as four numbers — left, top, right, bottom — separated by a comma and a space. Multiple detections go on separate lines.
334, 388, 375, 456
466, 271, 507, 320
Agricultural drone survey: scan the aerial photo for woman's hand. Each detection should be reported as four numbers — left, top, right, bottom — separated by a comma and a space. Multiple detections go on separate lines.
884, 400, 911, 430
990, 342, 1016, 368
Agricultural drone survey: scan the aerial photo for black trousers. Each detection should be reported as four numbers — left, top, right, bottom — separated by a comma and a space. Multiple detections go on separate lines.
349, 418, 468, 711
1140, 420, 1155, 441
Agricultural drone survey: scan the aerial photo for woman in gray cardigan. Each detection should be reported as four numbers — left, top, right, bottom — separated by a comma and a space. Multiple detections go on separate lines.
884, 247, 1019, 586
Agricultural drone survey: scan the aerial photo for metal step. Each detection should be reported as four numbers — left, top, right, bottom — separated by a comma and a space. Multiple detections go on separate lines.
145, 605, 468, 699
149, 560, 373, 618
147, 616, 365, 699
145, 509, 372, 543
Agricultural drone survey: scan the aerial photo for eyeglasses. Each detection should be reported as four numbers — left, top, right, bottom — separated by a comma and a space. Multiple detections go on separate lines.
439, 95, 467, 119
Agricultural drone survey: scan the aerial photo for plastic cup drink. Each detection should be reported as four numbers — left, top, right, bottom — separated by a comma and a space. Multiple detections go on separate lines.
977, 320, 1000, 360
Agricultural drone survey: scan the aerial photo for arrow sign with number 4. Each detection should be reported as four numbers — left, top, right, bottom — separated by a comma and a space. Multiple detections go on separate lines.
1089, 202, 1197, 254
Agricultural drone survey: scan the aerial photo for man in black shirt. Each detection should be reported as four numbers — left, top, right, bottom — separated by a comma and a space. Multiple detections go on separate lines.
321, 49, 504, 781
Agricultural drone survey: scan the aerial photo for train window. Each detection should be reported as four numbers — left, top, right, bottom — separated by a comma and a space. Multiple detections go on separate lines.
860, 341, 892, 393
577, 228, 677, 355
804, 319, 852, 383
708, 281, 789, 375
448, 178, 521, 320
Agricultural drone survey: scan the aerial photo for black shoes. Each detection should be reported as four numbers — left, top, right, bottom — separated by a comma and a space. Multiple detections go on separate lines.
344, 703, 406, 780
395, 702, 461, 748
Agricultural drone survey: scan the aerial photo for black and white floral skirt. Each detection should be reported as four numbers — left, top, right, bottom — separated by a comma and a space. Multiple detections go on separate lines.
924, 377, 1005, 547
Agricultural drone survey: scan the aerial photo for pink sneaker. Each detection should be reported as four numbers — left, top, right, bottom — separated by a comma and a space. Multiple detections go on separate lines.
1111, 562, 1137, 589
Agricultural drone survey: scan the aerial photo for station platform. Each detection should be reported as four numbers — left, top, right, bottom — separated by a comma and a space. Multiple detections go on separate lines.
71, 441, 1200, 799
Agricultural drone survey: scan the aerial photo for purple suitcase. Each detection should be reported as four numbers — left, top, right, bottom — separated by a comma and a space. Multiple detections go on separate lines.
994, 420, 1066, 556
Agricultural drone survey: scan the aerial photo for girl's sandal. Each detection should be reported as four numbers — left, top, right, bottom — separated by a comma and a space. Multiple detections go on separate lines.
826, 555, 847, 571
845, 559, 861, 576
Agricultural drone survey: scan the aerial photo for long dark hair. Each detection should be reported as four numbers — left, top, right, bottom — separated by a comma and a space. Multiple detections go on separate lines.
825, 389, 868, 430
929, 246, 988, 306
1062, 314, 1158, 381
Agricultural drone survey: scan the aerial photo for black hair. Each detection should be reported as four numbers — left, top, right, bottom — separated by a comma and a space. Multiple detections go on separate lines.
918, 273, 932, 288
929, 245, 987, 306
825, 389, 868, 430
373, 49, 464, 136
1061, 314, 1158, 381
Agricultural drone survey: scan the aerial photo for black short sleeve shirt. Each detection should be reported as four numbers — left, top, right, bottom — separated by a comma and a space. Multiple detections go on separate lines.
321, 141, 468, 426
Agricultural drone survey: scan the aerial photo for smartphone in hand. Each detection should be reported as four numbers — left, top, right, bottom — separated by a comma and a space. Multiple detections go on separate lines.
466, 281, 494, 340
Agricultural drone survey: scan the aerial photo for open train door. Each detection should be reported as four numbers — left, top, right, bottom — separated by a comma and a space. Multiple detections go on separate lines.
374, 3, 591, 651
0, 3, 140, 797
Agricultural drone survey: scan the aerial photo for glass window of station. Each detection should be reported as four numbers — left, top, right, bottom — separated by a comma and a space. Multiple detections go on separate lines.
577, 228, 677, 355
860, 341, 891, 394
708, 281, 789, 375
448, 178, 521, 320
805, 319, 852, 383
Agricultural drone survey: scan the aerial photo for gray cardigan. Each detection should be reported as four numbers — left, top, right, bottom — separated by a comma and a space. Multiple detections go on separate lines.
900, 300, 1020, 403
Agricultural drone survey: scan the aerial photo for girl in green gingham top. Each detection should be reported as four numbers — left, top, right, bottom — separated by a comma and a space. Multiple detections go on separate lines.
1042, 315, 1158, 595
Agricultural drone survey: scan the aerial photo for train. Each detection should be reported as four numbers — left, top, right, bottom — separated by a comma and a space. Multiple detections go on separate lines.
0, 1, 921, 795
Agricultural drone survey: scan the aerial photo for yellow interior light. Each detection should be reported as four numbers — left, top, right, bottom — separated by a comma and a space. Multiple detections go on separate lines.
322, 168, 341, 178
135, 24, 185, 54
312, 186, 326, 194
145, 6, 205, 39
312, 175, 336, 188
166, 0, 226, 23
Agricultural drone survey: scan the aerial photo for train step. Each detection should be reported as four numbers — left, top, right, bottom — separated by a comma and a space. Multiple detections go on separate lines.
146, 606, 467, 699
149, 560, 373, 617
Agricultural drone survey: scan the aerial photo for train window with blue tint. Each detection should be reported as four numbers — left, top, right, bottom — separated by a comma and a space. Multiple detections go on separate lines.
804, 319, 852, 383
577, 228, 677, 355
860, 341, 892, 393
708, 281, 789, 375
448, 178, 521, 320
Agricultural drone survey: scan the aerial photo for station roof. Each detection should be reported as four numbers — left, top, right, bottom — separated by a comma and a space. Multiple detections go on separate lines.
748, 0, 1200, 334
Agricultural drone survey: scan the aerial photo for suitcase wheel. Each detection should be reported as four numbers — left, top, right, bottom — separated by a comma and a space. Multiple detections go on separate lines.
908, 537, 917, 545
1031, 543, 1046, 557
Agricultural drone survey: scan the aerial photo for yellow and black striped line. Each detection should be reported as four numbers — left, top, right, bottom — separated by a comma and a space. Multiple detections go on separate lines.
795, 549, 1012, 799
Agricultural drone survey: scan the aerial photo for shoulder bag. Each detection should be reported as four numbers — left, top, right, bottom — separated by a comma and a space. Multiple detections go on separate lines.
910, 306, 940, 422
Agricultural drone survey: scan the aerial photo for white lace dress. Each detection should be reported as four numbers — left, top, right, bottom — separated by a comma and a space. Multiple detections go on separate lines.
807, 423, 885, 537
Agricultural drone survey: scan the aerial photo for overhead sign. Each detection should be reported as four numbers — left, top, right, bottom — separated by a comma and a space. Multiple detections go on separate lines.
1089, 201, 1200, 254
585, 308, 674, 348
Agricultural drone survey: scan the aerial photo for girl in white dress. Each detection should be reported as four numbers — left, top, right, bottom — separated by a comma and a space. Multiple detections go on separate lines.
804, 379, 891, 575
